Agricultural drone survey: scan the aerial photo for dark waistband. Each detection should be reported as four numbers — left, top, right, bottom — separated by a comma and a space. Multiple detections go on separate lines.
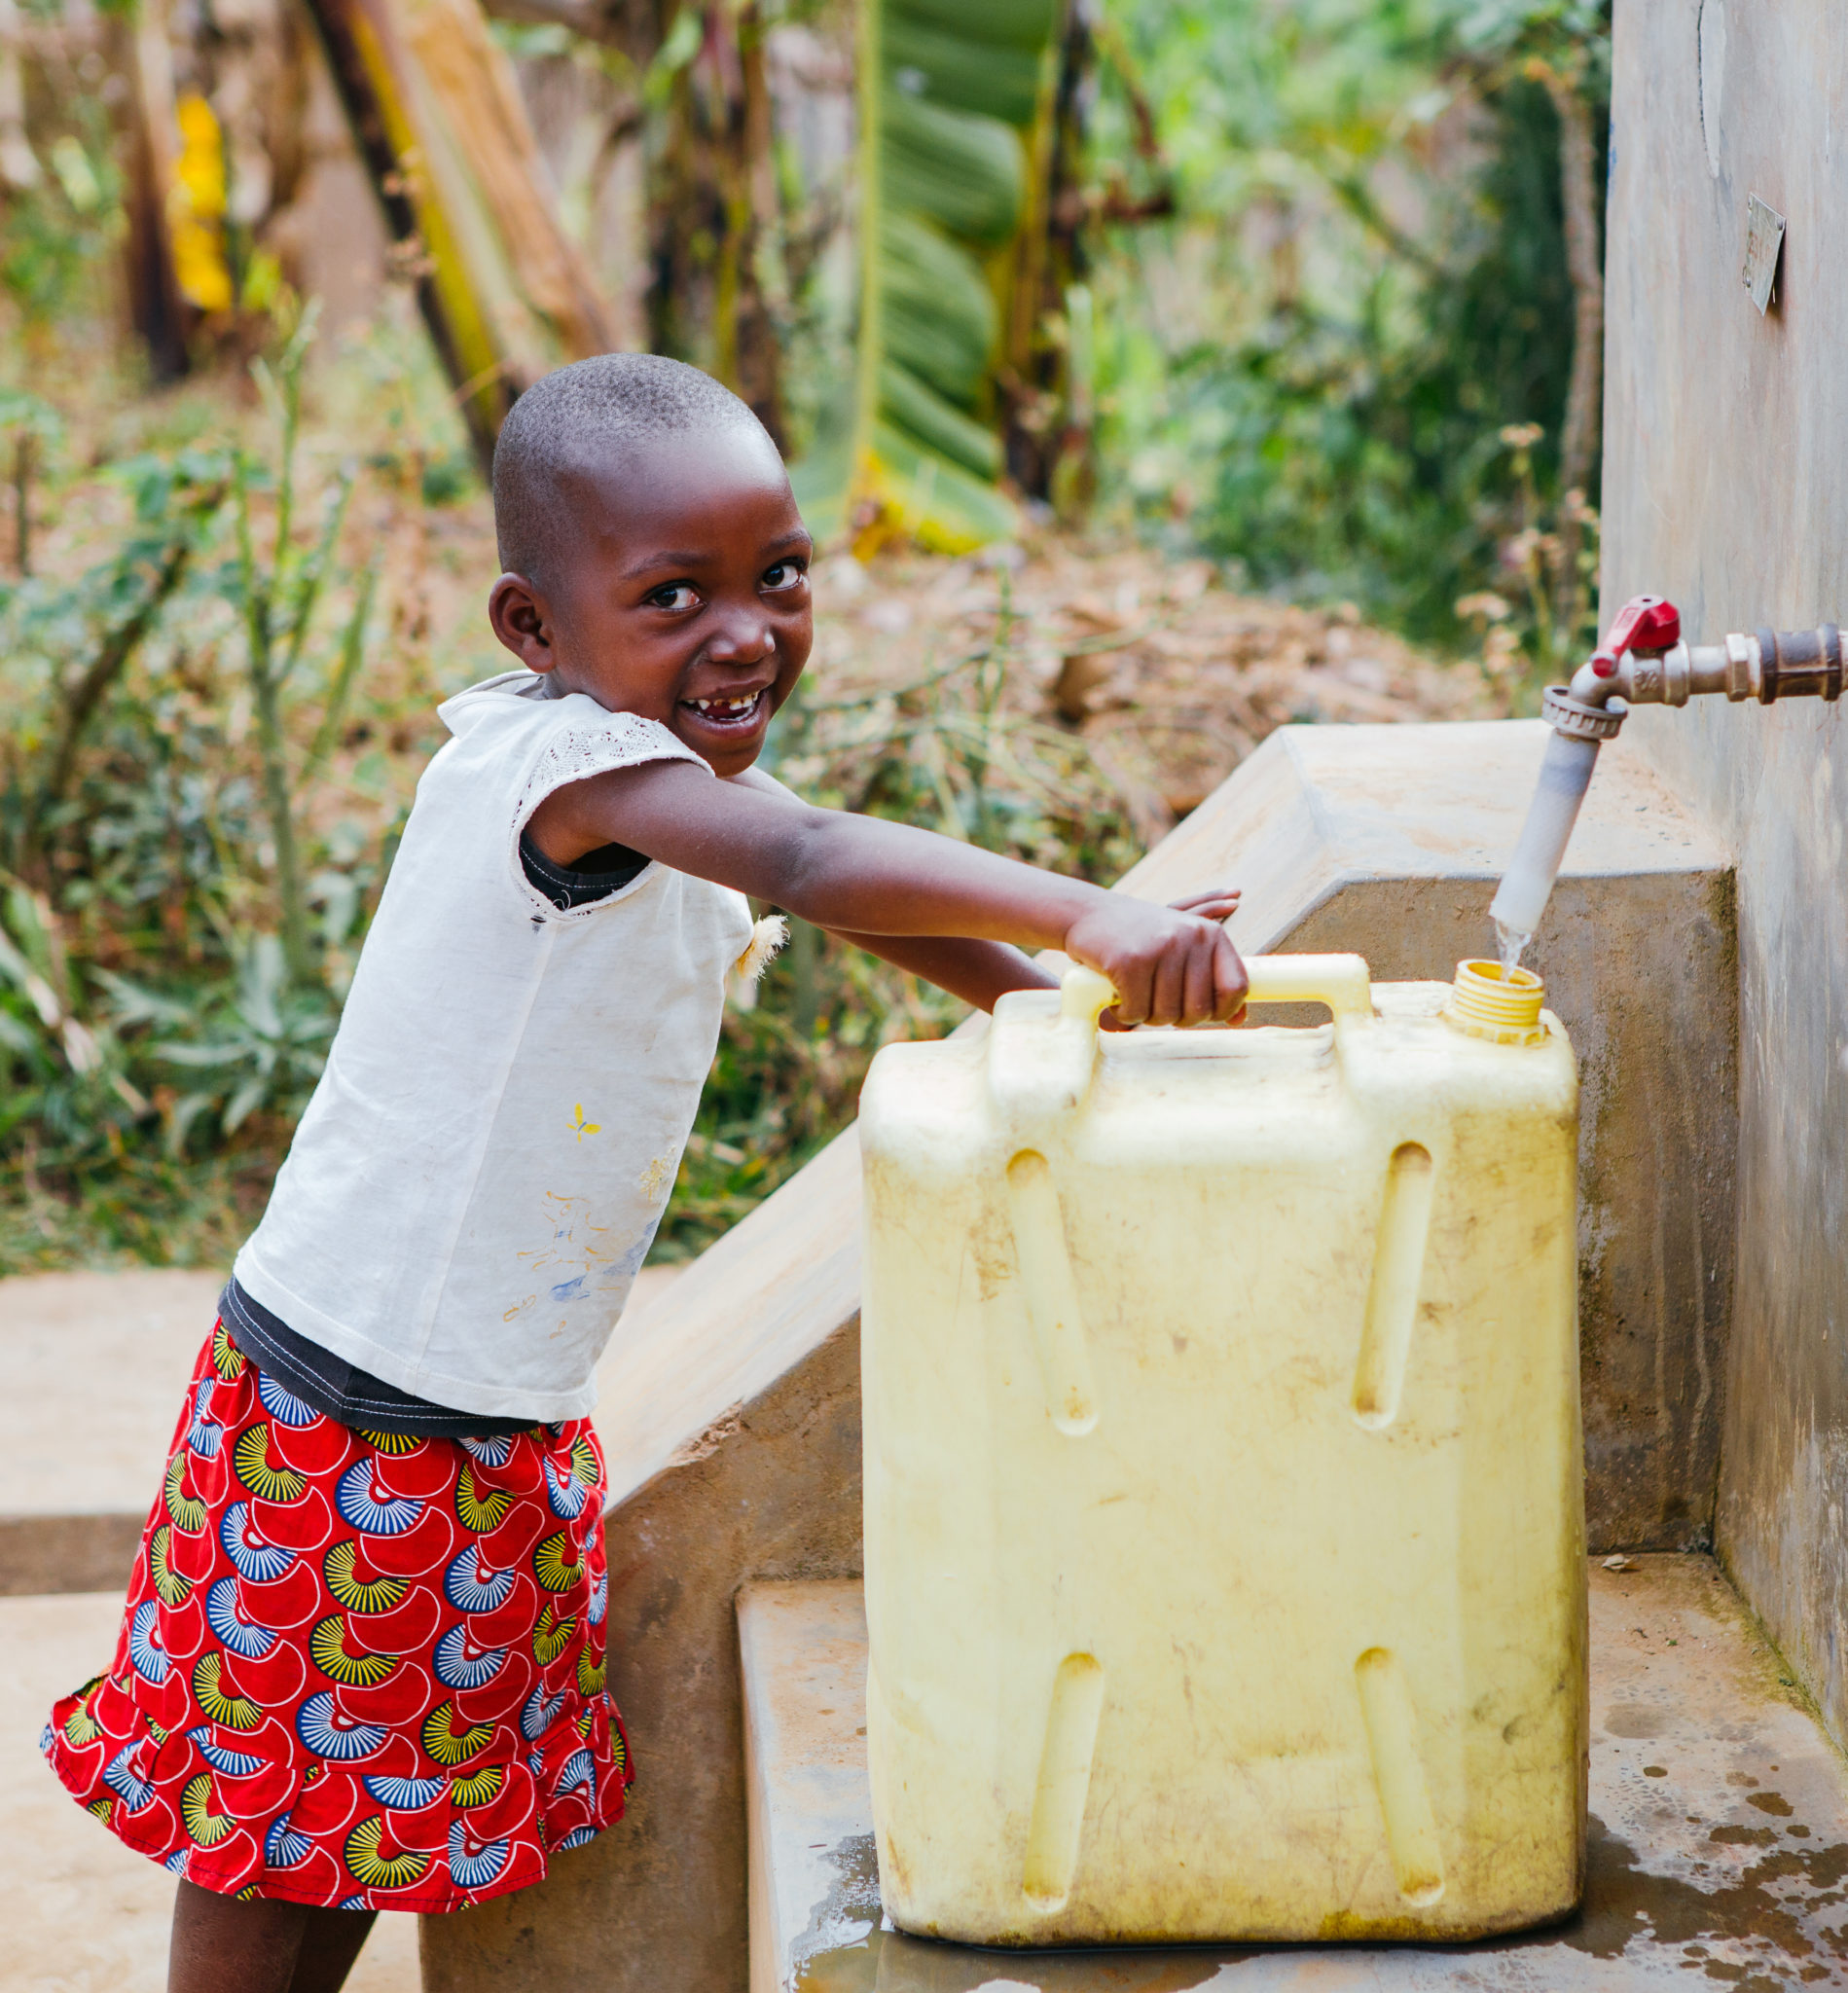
217, 1278, 536, 1439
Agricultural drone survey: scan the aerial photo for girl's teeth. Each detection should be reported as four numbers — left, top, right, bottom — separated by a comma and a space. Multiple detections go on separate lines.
692, 695, 757, 714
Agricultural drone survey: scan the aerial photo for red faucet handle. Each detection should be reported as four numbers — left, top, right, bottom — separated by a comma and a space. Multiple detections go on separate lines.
1602, 595, 1682, 658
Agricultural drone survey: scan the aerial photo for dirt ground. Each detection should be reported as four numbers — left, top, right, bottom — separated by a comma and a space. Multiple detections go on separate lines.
804, 540, 1494, 843
16, 404, 1495, 855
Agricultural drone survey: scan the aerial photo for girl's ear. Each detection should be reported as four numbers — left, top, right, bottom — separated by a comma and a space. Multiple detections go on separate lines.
489, 573, 556, 671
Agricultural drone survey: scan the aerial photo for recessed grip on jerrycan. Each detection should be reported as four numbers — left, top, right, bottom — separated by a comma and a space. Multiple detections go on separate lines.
991, 954, 1375, 1438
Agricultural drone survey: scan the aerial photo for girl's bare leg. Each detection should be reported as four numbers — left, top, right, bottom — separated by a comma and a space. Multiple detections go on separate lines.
287, 1904, 381, 1993
169, 1880, 380, 1993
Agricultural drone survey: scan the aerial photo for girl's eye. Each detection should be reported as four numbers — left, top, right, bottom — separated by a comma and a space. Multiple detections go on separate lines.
762, 562, 807, 592
648, 583, 701, 611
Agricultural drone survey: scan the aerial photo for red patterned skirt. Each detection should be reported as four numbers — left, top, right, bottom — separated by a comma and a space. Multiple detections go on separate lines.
42, 1321, 630, 1910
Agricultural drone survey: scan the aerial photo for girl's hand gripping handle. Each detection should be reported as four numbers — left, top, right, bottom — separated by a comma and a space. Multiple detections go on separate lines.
1062, 952, 1373, 1035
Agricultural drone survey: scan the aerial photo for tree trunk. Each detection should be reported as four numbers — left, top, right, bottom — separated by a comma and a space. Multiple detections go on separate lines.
734, 2, 785, 443
111, 0, 191, 382
649, 1, 785, 444
1003, 0, 1097, 505
300, 0, 616, 471
1542, 66, 1603, 507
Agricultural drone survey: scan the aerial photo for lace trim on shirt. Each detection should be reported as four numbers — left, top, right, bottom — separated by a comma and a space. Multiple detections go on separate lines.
510, 711, 706, 921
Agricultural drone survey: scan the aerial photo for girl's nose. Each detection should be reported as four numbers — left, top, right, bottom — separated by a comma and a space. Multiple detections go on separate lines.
707, 617, 777, 664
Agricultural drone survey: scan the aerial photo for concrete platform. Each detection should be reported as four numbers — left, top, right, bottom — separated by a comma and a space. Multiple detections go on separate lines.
740, 1562, 1848, 1991
0, 1590, 419, 1993
0, 1269, 225, 1593
429, 720, 1748, 1993
0, 1264, 682, 1595
1141, 723, 1739, 1553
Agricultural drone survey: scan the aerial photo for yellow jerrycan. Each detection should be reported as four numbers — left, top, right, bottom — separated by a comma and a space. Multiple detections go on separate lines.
858, 954, 1586, 1945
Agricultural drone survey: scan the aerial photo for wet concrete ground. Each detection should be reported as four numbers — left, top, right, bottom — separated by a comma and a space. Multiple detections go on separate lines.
746, 1560, 1848, 1993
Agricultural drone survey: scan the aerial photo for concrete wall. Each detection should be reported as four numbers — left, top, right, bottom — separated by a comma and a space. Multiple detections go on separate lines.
421, 1322, 864, 1993
1604, 0, 1848, 1744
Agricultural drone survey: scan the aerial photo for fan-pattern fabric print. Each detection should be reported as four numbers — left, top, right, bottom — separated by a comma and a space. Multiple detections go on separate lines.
42, 1322, 629, 1910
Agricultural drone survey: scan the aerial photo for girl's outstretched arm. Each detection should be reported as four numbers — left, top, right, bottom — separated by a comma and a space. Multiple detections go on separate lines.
528, 760, 1247, 1027
824, 888, 1243, 1016
820, 932, 1059, 1012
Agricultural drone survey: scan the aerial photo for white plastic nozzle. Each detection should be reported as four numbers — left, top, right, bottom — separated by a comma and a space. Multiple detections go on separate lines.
1489, 730, 1603, 939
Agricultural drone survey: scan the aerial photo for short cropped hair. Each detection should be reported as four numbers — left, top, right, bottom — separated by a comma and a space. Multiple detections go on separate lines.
492, 354, 771, 584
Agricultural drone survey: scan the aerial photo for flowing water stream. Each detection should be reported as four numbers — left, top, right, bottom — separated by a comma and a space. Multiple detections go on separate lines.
1494, 917, 1533, 981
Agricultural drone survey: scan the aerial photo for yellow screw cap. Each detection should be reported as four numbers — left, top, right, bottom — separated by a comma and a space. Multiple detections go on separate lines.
1442, 960, 1548, 1047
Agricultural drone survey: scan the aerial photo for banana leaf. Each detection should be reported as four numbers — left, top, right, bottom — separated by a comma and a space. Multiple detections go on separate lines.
303, 0, 614, 471
793, 0, 1064, 552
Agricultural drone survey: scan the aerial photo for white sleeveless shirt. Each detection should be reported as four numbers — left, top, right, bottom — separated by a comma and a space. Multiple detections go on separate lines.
234, 670, 755, 1422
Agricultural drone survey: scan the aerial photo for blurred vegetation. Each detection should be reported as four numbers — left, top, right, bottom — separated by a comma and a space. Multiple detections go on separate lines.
0, 0, 1607, 1274
0, 313, 385, 1269
1088, 0, 1608, 680
0, 293, 1141, 1272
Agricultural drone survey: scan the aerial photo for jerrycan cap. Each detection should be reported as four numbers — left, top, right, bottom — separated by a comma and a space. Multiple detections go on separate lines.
1442, 960, 1548, 1047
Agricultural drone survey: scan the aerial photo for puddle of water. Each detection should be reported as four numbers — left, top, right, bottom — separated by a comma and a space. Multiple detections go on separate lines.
790, 1838, 1251, 1993
797, 1928, 1238, 1993
1602, 1703, 1671, 1739
791, 1812, 1848, 1990
1555, 1812, 1848, 1970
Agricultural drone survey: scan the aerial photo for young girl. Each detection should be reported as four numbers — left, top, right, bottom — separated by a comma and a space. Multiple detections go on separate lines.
43, 354, 1247, 1993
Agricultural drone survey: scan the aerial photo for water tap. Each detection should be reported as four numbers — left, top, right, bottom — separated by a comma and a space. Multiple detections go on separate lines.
1551, 595, 1843, 735
1490, 597, 1844, 960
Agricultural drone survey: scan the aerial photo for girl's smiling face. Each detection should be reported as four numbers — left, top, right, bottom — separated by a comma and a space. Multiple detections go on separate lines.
487, 424, 815, 777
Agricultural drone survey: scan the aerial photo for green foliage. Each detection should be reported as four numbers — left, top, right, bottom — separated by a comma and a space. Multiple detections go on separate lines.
796, 0, 1061, 549
0, 882, 144, 1166
0, 124, 123, 329
102, 934, 338, 1150
0, 384, 61, 453
418, 449, 476, 506
0, 317, 388, 1267
224, 303, 376, 984
5, 447, 229, 861
1456, 0, 1611, 72
1087, 0, 1610, 649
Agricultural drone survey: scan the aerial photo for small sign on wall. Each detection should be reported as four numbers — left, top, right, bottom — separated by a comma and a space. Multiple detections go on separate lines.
1743, 194, 1787, 314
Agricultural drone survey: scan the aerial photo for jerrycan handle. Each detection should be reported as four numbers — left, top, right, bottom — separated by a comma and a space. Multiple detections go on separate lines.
1060, 964, 1118, 1026
1060, 953, 1374, 1035
1242, 953, 1374, 1025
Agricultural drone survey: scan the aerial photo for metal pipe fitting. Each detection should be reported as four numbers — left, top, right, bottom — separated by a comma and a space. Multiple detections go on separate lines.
1754, 623, 1844, 703
1493, 597, 1842, 960
1564, 619, 1843, 714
